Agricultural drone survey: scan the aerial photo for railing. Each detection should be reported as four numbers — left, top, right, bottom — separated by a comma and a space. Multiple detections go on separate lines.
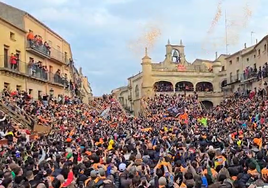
226, 74, 242, 85
26, 40, 50, 57
241, 71, 257, 81
0, 55, 67, 86
50, 47, 68, 64
0, 100, 34, 130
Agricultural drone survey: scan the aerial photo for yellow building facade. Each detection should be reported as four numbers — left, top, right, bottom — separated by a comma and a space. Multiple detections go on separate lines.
113, 40, 227, 115
0, 2, 93, 100
224, 36, 268, 94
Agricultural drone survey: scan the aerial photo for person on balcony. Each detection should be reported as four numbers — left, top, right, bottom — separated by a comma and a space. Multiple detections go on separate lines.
28, 58, 35, 76
9, 53, 17, 70
27, 30, 34, 47
44, 41, 51, 56
54, 69, 61, 84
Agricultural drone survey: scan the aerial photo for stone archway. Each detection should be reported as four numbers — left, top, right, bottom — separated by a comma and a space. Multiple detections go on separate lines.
196, 82, 213, 92
200, 100, 213, 110
175, 81, 194, 91
154, 81, 173, 92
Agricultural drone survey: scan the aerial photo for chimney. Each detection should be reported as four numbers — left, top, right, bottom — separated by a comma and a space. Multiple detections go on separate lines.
215, 52, 218, 59
256, 39, 258, 44
244, 43, 247, 48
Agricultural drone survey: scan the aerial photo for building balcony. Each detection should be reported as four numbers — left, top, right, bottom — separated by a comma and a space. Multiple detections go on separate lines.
0, 56, 67, 87
48, 73, 68, 87
26, 42, 50, 59
0, 55, 26, 76
50, 47, 69, 65
227, 74, 241, 85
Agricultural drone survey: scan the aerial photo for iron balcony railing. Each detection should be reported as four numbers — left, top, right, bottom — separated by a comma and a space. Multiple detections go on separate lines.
26, 39, 69, 64
0, 55, 67, 87
26, 40, 50, 57
50, 47, 69, 64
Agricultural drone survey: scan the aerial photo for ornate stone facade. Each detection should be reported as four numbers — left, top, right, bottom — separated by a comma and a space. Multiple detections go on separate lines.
113, 40, 227, 115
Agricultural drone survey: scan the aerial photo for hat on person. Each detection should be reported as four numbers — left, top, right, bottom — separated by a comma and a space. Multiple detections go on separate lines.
90, 170, 97, 178
119, 163, 126, 172
98, 168, 105, 176
158, 177, 167, 186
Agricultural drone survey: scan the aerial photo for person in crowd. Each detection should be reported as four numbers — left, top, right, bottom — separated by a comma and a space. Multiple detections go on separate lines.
1, 87, 268, 188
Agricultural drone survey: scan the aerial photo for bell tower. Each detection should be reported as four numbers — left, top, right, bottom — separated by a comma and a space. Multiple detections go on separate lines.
165, 39, 186, 65
141, 47, 153, 96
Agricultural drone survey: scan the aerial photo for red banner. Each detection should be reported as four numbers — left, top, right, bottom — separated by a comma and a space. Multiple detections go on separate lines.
177, 64, 186, 71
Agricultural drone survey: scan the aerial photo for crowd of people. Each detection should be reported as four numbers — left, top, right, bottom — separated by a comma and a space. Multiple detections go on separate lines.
1, 85, 268, 188
27, 30, 51, 56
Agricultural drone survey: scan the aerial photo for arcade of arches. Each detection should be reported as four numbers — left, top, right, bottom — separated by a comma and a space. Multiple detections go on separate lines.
154, 81, 214, 92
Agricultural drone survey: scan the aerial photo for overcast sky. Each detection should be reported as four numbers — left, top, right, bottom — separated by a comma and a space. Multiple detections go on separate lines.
2, 0, 268, 96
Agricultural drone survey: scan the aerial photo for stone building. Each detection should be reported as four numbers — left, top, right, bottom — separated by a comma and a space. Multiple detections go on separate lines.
224, 35, 268, 95
0, 2, 92, 100
113, 40, 227, 115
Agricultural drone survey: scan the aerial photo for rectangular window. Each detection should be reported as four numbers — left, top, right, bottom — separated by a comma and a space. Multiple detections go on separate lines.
265, 44, 267, 51
229, 60, 232, 65
28, 89, 33, 95
236, 70, 240, 80
64, 52, 68, 63
236, 57, 239, 62
221, 66, 225, 71
4, 47, 9, 68
57, 45, 61, 59
38, 90, 42, 98
16, 50, 20, 71
247, 58, 249, 62
258, 49, 261, 55
4, 82, 10, 90
16, 85, 21, 91
10, 32, 15, 41
230, 72, 233, 83
49, 65, 53, 73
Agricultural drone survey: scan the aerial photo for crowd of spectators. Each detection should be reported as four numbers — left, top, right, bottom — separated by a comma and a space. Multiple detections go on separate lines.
0, 83, 268, 188
195, 83, 213, 92
154, 82, 174, 92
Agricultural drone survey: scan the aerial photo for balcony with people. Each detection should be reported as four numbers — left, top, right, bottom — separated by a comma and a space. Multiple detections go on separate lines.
195, 82, 213, 92
154, 81, 173, 93
26, 30, 51, 58
242, 66, 257, 81
49, 69, 69, 87
0, 53, 26, 75
27, 58, 48, 81
175, 81, 194, 92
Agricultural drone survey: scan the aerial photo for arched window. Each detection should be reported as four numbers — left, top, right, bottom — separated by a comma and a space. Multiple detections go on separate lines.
200, 100, 213, 109
175, 81, 194, 92
135, 85, 139, 98
221, 80, 227, 88
196, 82, 213, 92
171, 49, 181, 63
154, 81, 173, 92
